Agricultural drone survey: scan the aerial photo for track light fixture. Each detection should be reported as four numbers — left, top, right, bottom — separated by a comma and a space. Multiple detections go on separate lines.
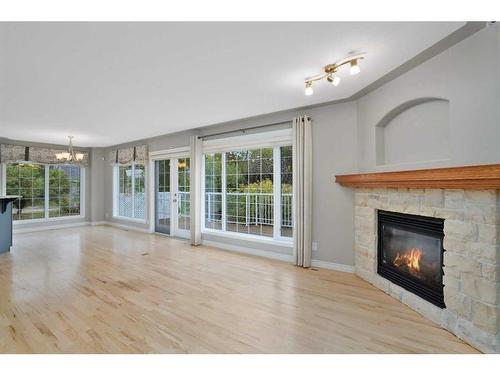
304, 54, 365, 95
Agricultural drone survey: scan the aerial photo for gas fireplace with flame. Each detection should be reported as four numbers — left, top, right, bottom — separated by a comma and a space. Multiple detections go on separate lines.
377, 210, 445, 308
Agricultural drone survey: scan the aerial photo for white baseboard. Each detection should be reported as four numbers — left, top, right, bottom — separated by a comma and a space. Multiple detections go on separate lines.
311, 259, 354, 273
15, 220, 151, 235
90, 221, 107, 226
203, 239, 354, 273
202, 239, 295, 263
14, 221, 90, 234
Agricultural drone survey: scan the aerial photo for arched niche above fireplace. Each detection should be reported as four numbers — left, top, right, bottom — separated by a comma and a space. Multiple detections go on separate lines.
375, 98, 450, 167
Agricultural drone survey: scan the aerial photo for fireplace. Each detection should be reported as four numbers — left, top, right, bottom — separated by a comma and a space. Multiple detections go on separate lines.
377, 210, 445, 308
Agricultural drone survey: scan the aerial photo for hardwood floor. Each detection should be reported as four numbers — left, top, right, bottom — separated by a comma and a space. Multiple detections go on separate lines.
0, 226, 478, 353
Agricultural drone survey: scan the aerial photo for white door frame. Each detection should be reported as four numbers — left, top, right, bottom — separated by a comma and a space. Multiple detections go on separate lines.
148, 147, 190, 238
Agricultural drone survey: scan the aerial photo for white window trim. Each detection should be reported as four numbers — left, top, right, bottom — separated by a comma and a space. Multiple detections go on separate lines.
149, 146, 190, 159
201, 138, 294, 245
113, 163, 147, 223
0, 164, 6, 195
202, 227, 293, 248
202, 128, 292, 154
0, 163, 86, 225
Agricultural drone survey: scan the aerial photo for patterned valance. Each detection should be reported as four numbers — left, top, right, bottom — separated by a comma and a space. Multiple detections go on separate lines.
0, 144, 26, 163
0, 144, 89, 166
108, 144, 148, 165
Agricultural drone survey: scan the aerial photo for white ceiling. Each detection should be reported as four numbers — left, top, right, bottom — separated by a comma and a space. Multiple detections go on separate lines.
0, 22, 464, 147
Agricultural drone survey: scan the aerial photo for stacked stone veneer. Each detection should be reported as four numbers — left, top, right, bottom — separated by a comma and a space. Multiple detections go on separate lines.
354, 188, 500, 353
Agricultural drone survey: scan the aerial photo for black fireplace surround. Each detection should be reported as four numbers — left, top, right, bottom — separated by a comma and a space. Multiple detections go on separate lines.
377, 210, 445, 308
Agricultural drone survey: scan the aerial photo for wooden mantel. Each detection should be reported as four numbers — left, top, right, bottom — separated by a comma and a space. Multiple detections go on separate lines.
335, 164, 500, 189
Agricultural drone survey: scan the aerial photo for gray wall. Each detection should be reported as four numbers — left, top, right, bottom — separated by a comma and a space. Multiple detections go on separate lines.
498, 24, 500, 162
101, 101, 358, 265
89, 148, 105, 223
357, 25, 500, 172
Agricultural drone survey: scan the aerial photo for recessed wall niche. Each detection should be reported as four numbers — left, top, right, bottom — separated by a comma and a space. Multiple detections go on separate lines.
375, 98, 450, 166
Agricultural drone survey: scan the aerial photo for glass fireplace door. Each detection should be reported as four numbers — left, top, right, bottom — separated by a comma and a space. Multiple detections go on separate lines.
377, 210, 445, 308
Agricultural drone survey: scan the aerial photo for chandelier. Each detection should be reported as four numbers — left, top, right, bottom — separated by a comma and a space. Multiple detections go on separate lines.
304, 54, 365, 95
55, 136, 84, 162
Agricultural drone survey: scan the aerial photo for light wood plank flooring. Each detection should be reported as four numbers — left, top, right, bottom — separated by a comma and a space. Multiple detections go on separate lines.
0, 226, 478, 353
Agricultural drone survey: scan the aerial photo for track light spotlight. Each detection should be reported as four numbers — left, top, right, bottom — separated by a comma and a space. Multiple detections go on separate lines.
350, 59, 360, 75
304, 81, 313, 96
327, 74, 341, 86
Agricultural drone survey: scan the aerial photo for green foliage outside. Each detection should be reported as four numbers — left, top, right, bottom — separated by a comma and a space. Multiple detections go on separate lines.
6, 163, 80, 220
205, 147, 293, 226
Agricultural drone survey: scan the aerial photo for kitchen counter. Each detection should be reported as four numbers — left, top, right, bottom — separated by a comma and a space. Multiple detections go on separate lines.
0, 196, 20, 253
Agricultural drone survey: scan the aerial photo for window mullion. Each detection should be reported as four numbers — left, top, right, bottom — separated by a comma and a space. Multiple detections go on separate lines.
131, 164, 136, 219
113, 166, 118, 217
201, 155, 206, 231
222, 152, 227, 232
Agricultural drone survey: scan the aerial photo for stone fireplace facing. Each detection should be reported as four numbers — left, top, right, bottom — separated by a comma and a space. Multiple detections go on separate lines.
336, 166, 500, 353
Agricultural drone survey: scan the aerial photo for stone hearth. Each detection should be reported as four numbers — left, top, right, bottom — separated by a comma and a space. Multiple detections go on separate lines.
353, 188, 500, 353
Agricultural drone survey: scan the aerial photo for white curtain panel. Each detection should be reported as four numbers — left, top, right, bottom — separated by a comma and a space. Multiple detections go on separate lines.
190, 135, 202, 245
292, 116, 313, 267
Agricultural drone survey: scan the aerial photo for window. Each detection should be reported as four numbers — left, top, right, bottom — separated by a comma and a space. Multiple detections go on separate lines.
49, 165, 81, 217
226, 148, 274, 237
203, 145, 293, 241
5, 163, 84, 221
204, 153, 222, 230
134, 165, 146, 219
6, 164, 45, 220
114, 164, 146, 221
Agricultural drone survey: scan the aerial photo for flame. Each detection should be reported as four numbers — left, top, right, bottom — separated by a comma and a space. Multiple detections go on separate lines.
393, 248, 422, 272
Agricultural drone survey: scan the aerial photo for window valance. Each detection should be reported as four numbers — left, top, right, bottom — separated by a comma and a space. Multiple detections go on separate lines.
0, 144, 89, 166
108, 144, 148, 165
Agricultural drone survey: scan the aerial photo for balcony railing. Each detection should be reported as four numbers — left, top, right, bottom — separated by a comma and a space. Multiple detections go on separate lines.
121, 191, 293, 230
118, 192, 146, 219
206, 192, 292, 228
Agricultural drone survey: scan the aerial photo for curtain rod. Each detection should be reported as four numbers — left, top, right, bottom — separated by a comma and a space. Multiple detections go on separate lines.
198, 120, 292, 140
